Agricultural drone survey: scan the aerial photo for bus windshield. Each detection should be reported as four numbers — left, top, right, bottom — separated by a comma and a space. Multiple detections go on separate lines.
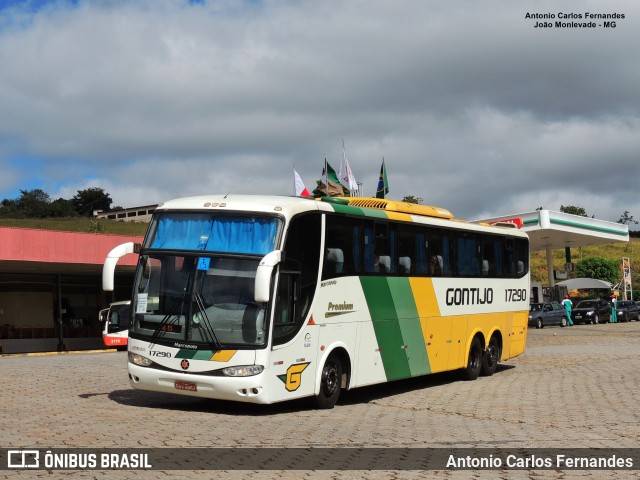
132, 254, 266, 348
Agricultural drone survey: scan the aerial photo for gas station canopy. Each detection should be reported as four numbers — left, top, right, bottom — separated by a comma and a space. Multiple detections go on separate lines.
475, 209, 629, 286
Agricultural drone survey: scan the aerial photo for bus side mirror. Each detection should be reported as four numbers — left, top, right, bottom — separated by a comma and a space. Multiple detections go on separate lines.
102, 242, 140, 291
255, 250, 282, 303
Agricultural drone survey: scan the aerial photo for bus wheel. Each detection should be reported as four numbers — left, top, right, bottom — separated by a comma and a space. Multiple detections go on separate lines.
314, 355, 342, 409
463, 337, 482, 381
481, 336, 500, 377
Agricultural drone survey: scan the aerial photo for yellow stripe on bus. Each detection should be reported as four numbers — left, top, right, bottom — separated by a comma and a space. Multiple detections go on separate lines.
210, 350, 237, 362
408, 278, 450, 373
384, 211, 413, 223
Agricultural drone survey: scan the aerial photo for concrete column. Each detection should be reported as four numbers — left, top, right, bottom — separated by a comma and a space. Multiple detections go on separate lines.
546, 246, 555, 287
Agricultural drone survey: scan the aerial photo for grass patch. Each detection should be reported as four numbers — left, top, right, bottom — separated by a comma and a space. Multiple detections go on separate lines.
0, 218, 148, 236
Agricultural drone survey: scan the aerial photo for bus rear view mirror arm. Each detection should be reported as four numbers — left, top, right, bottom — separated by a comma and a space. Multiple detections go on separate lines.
255, 250, 282, 303
102, 242, 140, 291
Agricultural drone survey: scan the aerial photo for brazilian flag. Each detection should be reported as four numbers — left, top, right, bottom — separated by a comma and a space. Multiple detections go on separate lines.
376, 159, 389, 199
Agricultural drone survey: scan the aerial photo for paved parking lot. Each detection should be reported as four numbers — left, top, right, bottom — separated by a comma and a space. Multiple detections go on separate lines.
1, 321, 639, 479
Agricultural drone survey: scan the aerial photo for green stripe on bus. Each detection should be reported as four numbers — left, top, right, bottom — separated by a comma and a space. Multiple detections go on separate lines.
387, 278, 430, 376
360, 277, 411, 381
175, 349, 196, 359
193, 350, 216, 360
329, 203, 366, 216
330, 203, 389, 219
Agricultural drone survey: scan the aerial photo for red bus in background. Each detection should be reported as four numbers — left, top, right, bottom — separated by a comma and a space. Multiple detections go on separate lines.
99, 301, 131, 350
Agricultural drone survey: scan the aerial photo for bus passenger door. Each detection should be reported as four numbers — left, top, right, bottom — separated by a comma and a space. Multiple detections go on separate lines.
268, 271, 319, 402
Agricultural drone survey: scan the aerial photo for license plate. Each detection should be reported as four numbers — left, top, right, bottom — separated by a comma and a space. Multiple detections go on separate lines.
175, 380, 197, 392
575, 315, 582, 319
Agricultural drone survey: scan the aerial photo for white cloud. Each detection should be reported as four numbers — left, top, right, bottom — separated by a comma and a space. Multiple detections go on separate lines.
0, 0, 639, 227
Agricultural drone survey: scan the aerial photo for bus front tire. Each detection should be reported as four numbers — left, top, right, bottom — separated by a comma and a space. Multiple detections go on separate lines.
481, 336, 500, 377
463, 337, 483, 381
314, 356, 342, 409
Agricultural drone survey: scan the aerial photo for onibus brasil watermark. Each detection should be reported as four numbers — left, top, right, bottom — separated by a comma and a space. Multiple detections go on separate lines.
2, 448, 638, 471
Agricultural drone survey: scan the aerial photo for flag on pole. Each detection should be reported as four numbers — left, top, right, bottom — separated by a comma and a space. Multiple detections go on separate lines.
339, 139, 358, 193
324, 160, 341, 185
375, 158, 389, 199
321, 159, 344, 196
294, 170, 311, 197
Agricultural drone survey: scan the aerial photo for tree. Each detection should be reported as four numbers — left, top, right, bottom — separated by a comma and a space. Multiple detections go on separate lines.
0, 197, 18, 217
575, 257, 619, 284
71, 188, 113, 216
617, 211, 638, 226
560, 205, 588, 217
402, 195, 423, 204
48, 198, 77, 218
16, 189, 51, 218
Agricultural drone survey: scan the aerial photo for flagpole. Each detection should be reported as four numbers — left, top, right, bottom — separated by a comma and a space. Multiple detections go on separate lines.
341, 138, 350, 197
324, 156, 328, 196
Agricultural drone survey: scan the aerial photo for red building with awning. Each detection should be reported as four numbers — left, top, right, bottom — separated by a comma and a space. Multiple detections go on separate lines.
0, 227, 142, 354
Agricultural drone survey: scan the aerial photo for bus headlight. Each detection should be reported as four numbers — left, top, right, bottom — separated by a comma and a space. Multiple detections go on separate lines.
222, 365, 264, 377
129, 352, 153, 367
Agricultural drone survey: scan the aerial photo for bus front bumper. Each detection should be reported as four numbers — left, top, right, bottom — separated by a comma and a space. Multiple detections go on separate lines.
128, 363, 270, 404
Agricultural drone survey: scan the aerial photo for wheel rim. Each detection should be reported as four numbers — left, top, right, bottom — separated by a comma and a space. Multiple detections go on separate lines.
322, 364, 339, 396
486, 342, 498, 368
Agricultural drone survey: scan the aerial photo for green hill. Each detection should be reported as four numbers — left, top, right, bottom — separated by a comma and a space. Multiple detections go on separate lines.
531, 238, 639, 289
0, 218, 148, 236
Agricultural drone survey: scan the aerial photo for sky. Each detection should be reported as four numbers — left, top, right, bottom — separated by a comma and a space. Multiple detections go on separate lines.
0, 0, 639, 227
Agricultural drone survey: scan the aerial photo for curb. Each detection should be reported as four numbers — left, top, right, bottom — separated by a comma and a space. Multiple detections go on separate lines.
1, 349, 118, 358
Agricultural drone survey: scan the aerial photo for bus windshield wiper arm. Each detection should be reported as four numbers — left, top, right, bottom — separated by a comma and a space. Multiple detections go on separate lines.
150, 293, 185, 342
194, 293, 222, 350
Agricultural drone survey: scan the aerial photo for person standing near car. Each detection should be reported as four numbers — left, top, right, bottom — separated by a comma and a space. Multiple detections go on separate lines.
610, 295, 618, 323
562, 295, 574, 326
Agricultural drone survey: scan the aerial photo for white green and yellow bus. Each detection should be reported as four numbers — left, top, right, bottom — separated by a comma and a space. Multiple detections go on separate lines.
102, 195, 529, 409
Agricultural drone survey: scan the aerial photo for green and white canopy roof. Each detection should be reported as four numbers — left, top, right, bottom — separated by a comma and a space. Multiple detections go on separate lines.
474, 209, 629, 250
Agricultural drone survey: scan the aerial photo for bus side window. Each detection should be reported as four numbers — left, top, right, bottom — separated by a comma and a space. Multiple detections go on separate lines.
399, 256, 411, 275
457, 233, 480, 277
272, 272, 302, 346
284, 212, 321, 326
397, 224, 415, 275
429, 229, 450, 276
374, 222, 396, 274
322, 215, 362, 279
324, 248, 344, 275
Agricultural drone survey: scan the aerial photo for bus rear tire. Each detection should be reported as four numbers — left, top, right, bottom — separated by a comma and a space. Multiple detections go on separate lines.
463, 337, 482, 381
314, 356, 342, 409
481, 336, 499, 377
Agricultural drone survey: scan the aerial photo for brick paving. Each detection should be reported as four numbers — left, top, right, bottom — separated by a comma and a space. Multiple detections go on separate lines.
1, 321, 639, 479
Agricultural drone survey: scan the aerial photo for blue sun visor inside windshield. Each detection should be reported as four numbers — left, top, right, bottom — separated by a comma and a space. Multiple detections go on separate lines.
148, 214, 280, 255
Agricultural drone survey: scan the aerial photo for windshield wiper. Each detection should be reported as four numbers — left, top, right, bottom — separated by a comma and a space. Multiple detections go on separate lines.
150, 293, 186, 342
193, 293, 222, 350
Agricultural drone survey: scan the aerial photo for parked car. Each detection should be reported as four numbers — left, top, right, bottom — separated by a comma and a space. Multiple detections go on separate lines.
572, 299, 611, 324
529, 302, 568, 329
615, 300, 640, 322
